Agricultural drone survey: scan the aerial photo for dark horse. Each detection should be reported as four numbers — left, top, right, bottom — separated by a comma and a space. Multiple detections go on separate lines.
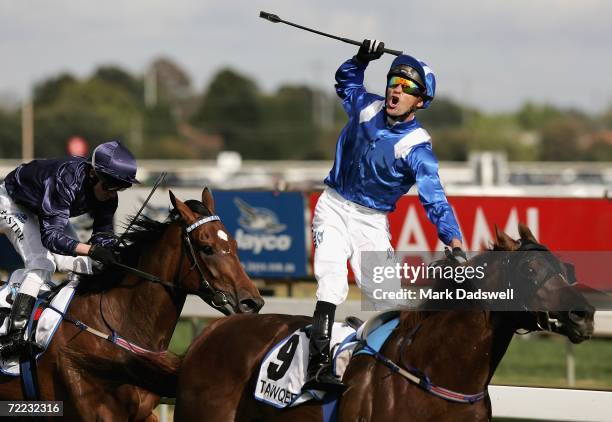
0, 188, 264, 421
175, 224, 594, 422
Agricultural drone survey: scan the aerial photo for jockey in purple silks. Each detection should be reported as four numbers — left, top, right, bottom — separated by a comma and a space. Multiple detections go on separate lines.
0, 140, 139, 357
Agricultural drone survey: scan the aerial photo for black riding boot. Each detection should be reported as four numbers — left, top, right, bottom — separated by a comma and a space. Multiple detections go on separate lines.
0, 293, 37, 358
302, 301, 347, 394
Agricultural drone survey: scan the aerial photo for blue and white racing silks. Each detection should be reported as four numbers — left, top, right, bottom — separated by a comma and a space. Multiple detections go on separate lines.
324, 57, 462, 245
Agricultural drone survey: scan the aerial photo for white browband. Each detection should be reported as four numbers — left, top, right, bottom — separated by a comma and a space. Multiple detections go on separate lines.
186, 215, 221, 233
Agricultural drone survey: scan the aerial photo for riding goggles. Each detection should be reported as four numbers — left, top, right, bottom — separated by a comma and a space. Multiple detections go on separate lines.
387, 76, 423, 96
96, 171, 132, 191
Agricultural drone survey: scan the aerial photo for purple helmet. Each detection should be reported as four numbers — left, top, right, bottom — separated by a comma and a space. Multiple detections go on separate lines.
91, 140, 139, 189
388, 54, 436, 109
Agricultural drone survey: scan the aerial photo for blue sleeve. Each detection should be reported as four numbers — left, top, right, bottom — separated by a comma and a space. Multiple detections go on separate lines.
407, 145, 462, 245
334, 58, 372, 115
39, 178, 79, 255
89, 198, 118, 248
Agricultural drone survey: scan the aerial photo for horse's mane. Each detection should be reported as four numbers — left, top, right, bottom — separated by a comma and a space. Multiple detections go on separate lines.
76, 199, 212, 294
399, 240, 510, 330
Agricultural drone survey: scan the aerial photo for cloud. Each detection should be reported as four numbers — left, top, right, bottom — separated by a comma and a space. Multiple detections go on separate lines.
0, 0, 610, 112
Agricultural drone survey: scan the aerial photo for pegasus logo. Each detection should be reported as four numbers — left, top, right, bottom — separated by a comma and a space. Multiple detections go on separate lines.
233, 198, 291, 255
234, 198, 286, 234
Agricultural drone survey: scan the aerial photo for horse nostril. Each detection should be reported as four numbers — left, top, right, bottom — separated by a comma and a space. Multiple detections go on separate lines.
239, 298, 265, 313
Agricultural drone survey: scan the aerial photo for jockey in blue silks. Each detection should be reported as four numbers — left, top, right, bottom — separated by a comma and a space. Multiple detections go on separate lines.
303, 40, 466, 393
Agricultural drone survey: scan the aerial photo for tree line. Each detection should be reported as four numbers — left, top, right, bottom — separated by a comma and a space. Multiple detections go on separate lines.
1, 57, 611, 161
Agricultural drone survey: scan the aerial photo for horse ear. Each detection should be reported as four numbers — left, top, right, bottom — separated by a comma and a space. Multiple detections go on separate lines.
170, 190, 196, 223
495, 225, 519, 251
518, 223, 538, 243
202, 187, 215, 214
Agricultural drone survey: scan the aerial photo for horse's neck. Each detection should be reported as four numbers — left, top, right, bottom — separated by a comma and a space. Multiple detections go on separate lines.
392, 312, 493, 394
471, 251, 517, 384
485, 312, 516, 383
73, 225, 186, 351
395, 254, 517, 392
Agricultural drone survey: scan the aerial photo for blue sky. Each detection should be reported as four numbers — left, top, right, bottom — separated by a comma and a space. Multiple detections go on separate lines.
1, 0, 610, 113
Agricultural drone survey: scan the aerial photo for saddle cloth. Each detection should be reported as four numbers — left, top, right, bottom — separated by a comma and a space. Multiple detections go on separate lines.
0, 269, 78, 376
255, 322, 358, 408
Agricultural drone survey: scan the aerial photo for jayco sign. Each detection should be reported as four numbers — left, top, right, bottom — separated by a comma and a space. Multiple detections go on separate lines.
214, 191, 307, 278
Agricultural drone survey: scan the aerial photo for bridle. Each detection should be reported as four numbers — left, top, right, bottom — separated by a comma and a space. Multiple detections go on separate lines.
364, 241, 581, 404
182, 215, 233, 314
503, 241, 571, 332
51, 211, 236, 361
108, 213, 235, 316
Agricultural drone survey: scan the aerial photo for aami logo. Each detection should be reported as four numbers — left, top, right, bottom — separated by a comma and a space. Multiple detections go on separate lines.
233, 198, 291, 255
394, 205, 539, 262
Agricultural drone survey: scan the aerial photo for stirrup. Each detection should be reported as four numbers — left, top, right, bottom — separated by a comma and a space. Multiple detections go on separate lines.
0, 338, 26, 359
302, 366, 347, 395
0, 334, 43, 359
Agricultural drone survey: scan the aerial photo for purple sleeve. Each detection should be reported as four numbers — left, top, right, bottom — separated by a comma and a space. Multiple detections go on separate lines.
89, 198, 118, 248
38, 179, 79, 255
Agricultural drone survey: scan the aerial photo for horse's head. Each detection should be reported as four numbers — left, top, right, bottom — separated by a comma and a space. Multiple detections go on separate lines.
169, 188, 264, 315
494, 223, 594, 343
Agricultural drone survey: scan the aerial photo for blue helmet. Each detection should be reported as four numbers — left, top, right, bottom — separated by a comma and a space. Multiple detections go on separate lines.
387, 55, 436, 109
91, 140, 140, 189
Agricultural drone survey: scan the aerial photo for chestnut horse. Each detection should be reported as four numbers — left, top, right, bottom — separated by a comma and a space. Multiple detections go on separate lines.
174, 224, 594, 422
0, 188, 264, 421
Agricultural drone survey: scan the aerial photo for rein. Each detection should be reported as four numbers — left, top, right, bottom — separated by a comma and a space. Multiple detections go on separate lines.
61, 213, 235, 359
362, 241, 567, 405
503, 241, 567, 333
47, 305, 166, 357
182, 215, 234, 312
362, 323, 487, 404
111, 214, 234, 314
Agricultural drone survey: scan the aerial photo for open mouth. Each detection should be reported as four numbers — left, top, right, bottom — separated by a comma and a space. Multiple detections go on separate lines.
553, 320, 593, 344
387, 95, 400, 109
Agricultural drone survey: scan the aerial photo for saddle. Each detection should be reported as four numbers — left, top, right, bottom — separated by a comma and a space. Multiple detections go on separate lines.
254, 320, 358, 408
254, 311, 403, 410
0, 270, 78, 375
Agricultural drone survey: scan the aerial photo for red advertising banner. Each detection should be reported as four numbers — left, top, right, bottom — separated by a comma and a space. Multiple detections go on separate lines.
388, 196, 611, 252
309, 193, 612, 289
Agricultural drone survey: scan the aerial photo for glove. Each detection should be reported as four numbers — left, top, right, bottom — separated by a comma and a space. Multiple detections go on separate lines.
355, 39, 385, 64
445, 247, 468, 264
88, 244, 118, 266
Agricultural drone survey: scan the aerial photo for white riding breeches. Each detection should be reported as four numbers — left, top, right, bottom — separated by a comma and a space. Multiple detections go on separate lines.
0, 183, 91, 298
312, 188, 400, 307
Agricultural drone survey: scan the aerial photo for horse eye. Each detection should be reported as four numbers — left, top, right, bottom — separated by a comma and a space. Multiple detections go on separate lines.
200, 245, 214, 255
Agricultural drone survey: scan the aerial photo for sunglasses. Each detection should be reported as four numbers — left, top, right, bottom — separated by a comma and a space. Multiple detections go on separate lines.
387, 76, 423, 96
96, 172, 131, 192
